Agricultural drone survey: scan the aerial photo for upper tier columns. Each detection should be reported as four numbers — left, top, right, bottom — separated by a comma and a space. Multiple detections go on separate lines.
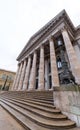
49, 37, 59, 88
18, 60, 27, 90
38, 45, 45, 90
22, 56, 31, 90
14, 62, 23, 90
28, 51, 37, 90
62, 28, 80, 84
12, 64, 20, 90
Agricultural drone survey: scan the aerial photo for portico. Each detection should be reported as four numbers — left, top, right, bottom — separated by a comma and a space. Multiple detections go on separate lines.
12, 10, 80, 91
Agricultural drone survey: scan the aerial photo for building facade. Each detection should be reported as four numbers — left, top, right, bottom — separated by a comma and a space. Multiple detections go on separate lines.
12, 10, 80, 91
0, 69, 16, 91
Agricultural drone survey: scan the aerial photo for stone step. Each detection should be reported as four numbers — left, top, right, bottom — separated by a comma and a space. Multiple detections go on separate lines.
0, 91, 53, 100
1, 95, 54, 106
0, 90, 53, 95
0, 99, 76, 129
1, 95, 53, 105
0, 98, 67, 120
0, 98, 60, 114
1, 95, 53, 102
18, 97, 53, 105
0, 101, 50, 130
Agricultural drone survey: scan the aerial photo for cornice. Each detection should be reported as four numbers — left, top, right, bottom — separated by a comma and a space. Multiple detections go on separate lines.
75, 25, 80, 37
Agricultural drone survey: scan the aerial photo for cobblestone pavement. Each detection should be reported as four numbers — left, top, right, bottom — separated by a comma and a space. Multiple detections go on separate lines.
0, 106, 25, 130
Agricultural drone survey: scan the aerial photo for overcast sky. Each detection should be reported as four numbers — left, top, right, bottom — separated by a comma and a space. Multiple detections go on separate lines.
0, 0, 80, 72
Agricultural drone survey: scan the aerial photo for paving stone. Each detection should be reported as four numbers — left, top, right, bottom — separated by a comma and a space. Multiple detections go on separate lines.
0, 106, 25, 130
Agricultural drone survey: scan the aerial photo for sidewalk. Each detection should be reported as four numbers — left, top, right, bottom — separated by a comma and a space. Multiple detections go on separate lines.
0, 106, 25, 130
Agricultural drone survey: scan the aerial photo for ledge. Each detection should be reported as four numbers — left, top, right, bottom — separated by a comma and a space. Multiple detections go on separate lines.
53, 85, 80, 91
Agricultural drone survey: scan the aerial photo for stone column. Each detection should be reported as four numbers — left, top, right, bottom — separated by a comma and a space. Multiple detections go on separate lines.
49, 37, 59, 88
15, 62, 23, 90
22, 56, 31, 90
28, 51, 37, 90
18, 60, 26, 90
38, 45, 45, 90
12, 64, 20, 90
62, 28, 80, 84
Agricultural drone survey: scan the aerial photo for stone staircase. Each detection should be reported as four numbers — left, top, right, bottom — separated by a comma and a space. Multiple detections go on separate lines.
0, 90, 78, 130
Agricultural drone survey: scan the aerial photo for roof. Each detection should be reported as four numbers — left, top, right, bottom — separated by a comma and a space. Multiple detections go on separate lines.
0, 69, 16, 74
17, 9, 75, 61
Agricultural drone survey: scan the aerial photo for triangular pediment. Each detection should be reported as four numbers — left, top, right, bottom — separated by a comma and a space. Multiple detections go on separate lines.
17, 9, 75, 61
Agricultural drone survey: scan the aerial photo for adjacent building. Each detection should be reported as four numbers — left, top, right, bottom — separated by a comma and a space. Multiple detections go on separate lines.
0, 69, 16, 90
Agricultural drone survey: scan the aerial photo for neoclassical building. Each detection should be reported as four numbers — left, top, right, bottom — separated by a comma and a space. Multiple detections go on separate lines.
12, 10, 80, 91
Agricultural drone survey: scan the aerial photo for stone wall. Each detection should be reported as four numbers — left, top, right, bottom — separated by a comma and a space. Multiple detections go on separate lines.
74, 44, 80, 63
53, 85, 80, 126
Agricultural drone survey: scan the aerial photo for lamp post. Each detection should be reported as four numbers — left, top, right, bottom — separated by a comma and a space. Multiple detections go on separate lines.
2, 75, 8, 90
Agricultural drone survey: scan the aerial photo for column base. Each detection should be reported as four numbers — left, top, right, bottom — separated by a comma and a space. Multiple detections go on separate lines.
28, 88, 35, 91
22, 85, 28, 91
38, 87, 45, 91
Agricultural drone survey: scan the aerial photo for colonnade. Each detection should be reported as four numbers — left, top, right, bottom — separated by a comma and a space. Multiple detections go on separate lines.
12, 28, 80, 91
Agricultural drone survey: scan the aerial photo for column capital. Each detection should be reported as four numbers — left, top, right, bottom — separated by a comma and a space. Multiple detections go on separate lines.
34, 49, 37, 54
48, 36, 55, 42
40, 44, 44, 49
23, 58, 27, 63
18, 63, 20, 66
27, 54, 31, 60
19, 61, 23, 65
31, 49, 37, 56
28, 55, 31, 58
60, 26, 67, 33
48, 36, 53, 41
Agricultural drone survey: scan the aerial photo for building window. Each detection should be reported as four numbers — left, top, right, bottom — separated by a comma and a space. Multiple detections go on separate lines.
57, 57, 62, 69
35, 79, 38, 89
57, 38, 63, 46
36, 67, 39, 77
2, 74, 7, 80
49, 75, 52, 89
48, 61, 51, 73
8, 75, 13, 81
